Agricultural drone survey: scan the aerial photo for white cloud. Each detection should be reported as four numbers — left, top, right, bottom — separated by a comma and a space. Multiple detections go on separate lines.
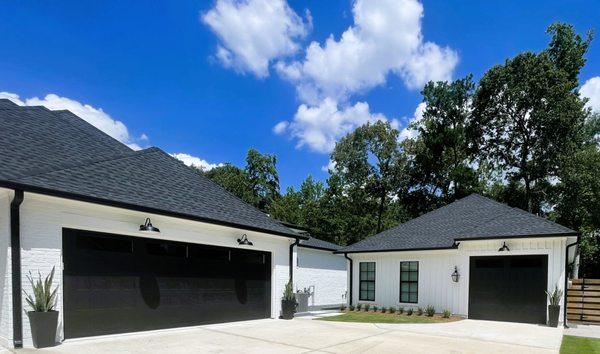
0, 92, 146, 149
274, 98, 397, 153
399, 102, 426, 140
277, 0, 458, 102
171, 153, 223, 171
272, 121, 289, 134
581, 76, 600, 112
321, 159, 337, 172
202, 0, 310, 77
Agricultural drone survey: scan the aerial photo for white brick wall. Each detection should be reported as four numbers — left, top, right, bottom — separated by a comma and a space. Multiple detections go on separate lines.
0, 190, 12, 348
0, 190, 293, 348
295, 247, 347, 307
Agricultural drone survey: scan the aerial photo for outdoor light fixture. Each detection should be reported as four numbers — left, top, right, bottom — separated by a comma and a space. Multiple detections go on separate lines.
498, 242, 510, 252
451, 266, 460, 283
237, 234, 253, 246
139, 218, 160, 234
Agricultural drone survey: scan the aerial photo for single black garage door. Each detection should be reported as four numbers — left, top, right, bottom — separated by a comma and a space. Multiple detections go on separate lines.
63, 228, 271, 339
469, 255, 548, 324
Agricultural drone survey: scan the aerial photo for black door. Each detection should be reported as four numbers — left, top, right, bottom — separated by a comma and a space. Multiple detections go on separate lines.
63, 228, 271, 339
468, 255, 547, 324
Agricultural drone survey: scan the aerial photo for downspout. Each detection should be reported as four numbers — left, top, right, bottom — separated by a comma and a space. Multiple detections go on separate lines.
344, 253, 353, 307
289, 238, 300, 284
563, 235, 580, 328
10, 190, 24, 348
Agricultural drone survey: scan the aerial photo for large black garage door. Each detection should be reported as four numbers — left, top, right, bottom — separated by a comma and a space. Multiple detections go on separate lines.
468, 255, 547, 324
63, 229, 271, 339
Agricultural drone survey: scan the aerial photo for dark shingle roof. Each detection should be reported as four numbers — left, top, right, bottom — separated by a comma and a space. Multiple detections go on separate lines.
299, 236, 341, 251
338, 194, 576, 253
0, 99, 298, 238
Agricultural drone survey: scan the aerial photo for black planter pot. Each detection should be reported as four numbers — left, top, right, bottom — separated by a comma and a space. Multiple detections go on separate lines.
548, 305, 560, 327
27, 311, 58, 348
281, 299, 297, 320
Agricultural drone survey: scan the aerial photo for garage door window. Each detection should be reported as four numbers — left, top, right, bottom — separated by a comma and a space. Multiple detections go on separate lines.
359, 262, 376, 301
400, 261, 418, 303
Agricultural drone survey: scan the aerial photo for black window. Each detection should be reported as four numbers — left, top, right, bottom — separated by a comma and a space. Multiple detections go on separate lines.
359, 262, 375, 301
189, 244, 230, 262
400, 261, 418, 303
146, 242, 187, 257
76, 234, 132, 253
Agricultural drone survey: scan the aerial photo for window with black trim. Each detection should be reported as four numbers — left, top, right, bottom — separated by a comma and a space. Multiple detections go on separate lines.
359, 262, 375, 301
400, 261, 418, 303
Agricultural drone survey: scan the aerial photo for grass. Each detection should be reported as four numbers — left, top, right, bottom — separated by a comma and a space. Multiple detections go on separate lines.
316, 311, 460, 324
561, 335, 600, 354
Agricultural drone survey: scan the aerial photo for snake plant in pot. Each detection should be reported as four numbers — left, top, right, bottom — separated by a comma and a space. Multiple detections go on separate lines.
546, 285, 563, 327
281, 280, 297, 319
24, 267, 59, 348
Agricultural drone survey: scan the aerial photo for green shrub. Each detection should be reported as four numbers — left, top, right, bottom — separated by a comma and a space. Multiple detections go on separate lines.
24, 267, 58, 312
417, 307, 423, 316
340, 304, 346, 311
283, 280, 295, 301
406, 308, 413, 316
443, 310, 451, 318
381, 307, 387, 313
356, 303, 362, 311
389, 307, 396, 314
364, 304, 370, 312
425, 305, 435, 317
349, 305, 355, 311
398, 306, 404, 314
372, 305, 378, 312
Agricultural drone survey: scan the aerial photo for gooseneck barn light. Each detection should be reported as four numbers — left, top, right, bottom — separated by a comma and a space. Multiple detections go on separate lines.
237, 234, 253, 246
498, 242, 510, 252
139, 218, 160, 234
451, 266, 460, 283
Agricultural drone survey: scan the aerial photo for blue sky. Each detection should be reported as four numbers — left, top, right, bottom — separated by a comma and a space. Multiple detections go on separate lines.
1, 0, 599, 190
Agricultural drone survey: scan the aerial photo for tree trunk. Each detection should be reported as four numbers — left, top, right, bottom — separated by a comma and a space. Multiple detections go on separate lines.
376, 190, 386, 233
524, 177, 533, 213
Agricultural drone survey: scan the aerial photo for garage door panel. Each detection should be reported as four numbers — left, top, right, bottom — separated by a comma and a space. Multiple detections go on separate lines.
469, 255, 547, 324
63, 229, 271, 339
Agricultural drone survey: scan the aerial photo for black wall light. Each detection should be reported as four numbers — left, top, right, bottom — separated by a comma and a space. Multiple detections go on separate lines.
451, 266, 460, 283
237, 234, 253, 246
498, 242, 510, 252
139, 218, 160, 233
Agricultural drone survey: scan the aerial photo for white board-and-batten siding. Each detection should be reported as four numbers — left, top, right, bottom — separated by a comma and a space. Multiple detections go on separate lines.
349, 237, 573, 324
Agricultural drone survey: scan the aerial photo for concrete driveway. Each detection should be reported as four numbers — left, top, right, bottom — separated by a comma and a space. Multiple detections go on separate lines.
14, 317, 563, 353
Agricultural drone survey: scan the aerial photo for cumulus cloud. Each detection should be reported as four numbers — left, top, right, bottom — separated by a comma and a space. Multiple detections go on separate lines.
581, 76, 600, 112
0, 92, 146, 149
274, 98, 398, 153
277, 0, 458, 102
399, 102, 426, 140
171, 153, 223, 171
202, 0, 310, 77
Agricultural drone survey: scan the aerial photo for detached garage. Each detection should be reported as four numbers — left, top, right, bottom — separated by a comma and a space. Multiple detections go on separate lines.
339, 194, 579, 327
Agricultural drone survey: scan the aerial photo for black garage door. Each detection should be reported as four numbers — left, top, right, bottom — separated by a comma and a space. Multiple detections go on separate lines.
63, 229, 271, 339
469, 255, 548, 324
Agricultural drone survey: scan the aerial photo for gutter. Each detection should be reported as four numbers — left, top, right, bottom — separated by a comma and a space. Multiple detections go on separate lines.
289, 238, 300, 283
564, 235, 580, 328
344, 253, 353, 307
10, 190, 24, 348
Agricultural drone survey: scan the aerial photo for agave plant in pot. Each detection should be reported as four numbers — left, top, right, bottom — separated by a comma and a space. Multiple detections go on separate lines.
281, 280, 297, 320
546, 285, 563, 327
24, 267, 59, 348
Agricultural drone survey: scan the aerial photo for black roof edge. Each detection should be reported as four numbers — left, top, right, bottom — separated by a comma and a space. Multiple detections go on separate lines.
298, 243, 339, 252
453, 232, 579, 241
0, 181, 307, 240
334, 245, 457, 254
278, 220, 310, 231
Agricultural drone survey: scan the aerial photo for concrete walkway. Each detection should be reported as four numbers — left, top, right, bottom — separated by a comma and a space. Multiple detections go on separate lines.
564, 323, 600, 339
11, 317, 563, 353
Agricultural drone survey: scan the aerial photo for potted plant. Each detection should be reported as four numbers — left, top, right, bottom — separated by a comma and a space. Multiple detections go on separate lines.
281, 280, 297, 320
24, 267, 59, 348
546, 285, 563, 327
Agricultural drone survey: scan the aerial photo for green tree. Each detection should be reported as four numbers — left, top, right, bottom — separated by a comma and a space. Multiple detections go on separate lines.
245, 149, 280, 210
472, 23, 592, 213
203, 164, 255, 204
404, 75, 481, 215
331, 120, 407, 234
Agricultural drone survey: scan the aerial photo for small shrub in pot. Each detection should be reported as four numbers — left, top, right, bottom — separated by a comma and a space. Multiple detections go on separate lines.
24, 267, 59, 348
546, 285, 563, 327
425, 305, 435, 317
281, 280, 297, 320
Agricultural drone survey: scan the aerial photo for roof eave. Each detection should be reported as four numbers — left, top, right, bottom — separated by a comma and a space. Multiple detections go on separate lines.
453, 232, 579, 241
298, 244, 339, 252
334, 245, 458, 254
0, 180, 306, 240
